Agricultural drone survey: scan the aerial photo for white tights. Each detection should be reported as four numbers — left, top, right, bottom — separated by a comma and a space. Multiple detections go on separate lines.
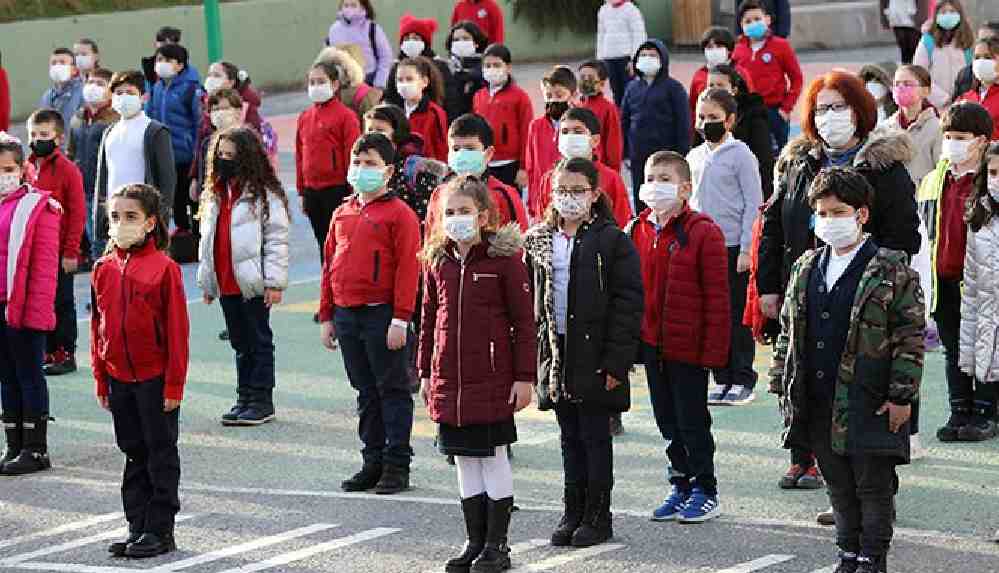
455, 446, 514, 500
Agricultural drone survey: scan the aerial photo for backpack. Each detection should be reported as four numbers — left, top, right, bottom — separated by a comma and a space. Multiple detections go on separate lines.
352, 83, 372, 109
920, 32, 973, 66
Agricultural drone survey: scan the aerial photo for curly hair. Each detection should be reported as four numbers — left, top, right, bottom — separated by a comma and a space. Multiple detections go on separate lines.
419, 175, 497, 265
202, 127, 289, 222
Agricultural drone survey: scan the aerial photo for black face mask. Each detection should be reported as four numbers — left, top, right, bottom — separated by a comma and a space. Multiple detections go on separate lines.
545, 100, 570, 121
214, 157, 238, 180
699, 121, 727, 144
30, 139, 57, 158
579, 79, 600, 97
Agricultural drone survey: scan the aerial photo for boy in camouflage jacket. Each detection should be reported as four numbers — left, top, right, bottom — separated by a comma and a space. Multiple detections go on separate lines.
769, 168, 925, 573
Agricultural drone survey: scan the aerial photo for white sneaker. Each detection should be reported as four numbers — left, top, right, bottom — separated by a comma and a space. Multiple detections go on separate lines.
910, 434, 927, 460
723, 385, 756, 406
707, 384, 730, 405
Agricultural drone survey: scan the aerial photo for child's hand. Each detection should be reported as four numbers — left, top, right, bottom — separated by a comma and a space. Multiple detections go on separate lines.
264, 288, 283, 307
876, 401, 912, 433
737, 252, 751, 274
164, 399, 181, 412
779, 110, 790, 122
189, 180, 199, 202
419, 378, 431, 406
203, 294, 214, 305
760, 294, 780, 319
62, 257, 79, 274
321, 321, 338, 350
386, 324, 407, 350
97, 396, 109, 411
509, 381, 533, 412
605, 372, 622, 391
515, 169, 528, 188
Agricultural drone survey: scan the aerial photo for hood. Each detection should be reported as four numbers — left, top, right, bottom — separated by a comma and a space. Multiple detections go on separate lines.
781, 126, 914, 172
632, 39, 670, 79
315, 46, 366, 88
425, 223, 524, 267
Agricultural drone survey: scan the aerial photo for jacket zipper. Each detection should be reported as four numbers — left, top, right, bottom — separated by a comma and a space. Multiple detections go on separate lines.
490, 341, 496, 372
457, 259, 467, 426
119, 255, 139, 381
597, 253, 604, 292
473, 273, 498, 281
372, 250, 380, 283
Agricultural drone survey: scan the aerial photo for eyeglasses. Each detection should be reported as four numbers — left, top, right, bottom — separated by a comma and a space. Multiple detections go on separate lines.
814, 102, 851, 116
553, 186, 591, 197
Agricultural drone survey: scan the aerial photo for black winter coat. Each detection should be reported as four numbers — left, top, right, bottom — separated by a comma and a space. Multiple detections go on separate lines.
444, 56, 486, 122
693, 91, 775, 200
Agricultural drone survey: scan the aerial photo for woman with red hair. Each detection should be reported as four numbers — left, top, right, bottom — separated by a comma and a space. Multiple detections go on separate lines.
757, 70, 921, 514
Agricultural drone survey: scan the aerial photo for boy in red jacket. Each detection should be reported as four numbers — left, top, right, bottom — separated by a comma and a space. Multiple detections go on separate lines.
626, 150, 730, 524
526, 66, 576, 221
451, 0, 505, 44
731, 0, 803, 154
473, 44, 534, 189
27, 109, 85, 377
320, 133, 421, 495
688, 27, 755, 130
577, 60, 623, 172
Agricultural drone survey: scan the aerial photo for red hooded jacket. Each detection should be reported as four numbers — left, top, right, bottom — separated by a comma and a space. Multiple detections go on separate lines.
408, 100, 449, 162
30, 149, 86, 261
536, 159, 632, 228
295, 98, 361, 193
473, 83, 534, 164
731, 34, 803, 114
958, 84, 999, 140
579, 93, 624, 171
0, 67, 10, 132
0, 186, 60, 332
451, 0, 505, 44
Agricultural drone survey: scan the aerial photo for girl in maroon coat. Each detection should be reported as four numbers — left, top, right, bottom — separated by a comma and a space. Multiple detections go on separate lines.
418, 176, 536, 573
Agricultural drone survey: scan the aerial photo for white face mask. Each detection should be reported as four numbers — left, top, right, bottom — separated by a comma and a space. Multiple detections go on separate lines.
941, 138, 974, 164
400, 39, 426, 58
108, 220, 149, 250
704, 47, 728, 67
973, 59, 998, 84
444, 214, 479, 242
558, 133, 592, 159
639, 181, 680, 211
815, 109, 856, 149
483, 68, 508, 86
988, 175, 999, 201
154, 61, 178, 79
308, 83, 334, 103
814, 215, 861, 250
75, 55, 95, 71
866, 81, 887, 100
451, 40, 477, 58
111, 93, 143, 118
204, 75, 228, 94
0, 173, 21, 196
49, 64, 72, 84
635, 55, 661, 76
397, 82, 423, 101
553, 193, 590, 221
211, 109, 242, 130
82, 83, 108, 105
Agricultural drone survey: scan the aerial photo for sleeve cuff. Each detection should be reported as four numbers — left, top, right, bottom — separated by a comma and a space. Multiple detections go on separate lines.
164, 381, 185, 401
391, 318, 409, 329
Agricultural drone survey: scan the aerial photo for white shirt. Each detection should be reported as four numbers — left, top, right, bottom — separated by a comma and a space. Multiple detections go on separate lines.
825, 239, 866, 290
553, 231, 574, 335
404, 101, 418, 118
105, 112, 151, 195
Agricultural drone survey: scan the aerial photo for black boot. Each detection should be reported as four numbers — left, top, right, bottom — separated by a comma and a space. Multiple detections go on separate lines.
374, 463, 410, 494
123, 532, 176, 558
550, 486, 585, 546
959, 400, 997, 442
445, 494, 487, 573
471, 497, 513, 572
1, 412, 22, 469
341, 463, 383, 492
936, 401, 972, 442
107, 529, 142, 557
571, 488, 612, 547
2, 414, 51, 475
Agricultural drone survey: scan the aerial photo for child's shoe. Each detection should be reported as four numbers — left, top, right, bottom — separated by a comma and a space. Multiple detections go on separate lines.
447, 494, 487, 573
571, 489, 613, 546
123, 532, 176, 558
817, 507, 835, 526
832, 551, 859, 573
958, 413, 997, 442
936, 407, 972, 442
107, 530, 141, 557
341, 463, 382, 492
373, 464, 410, 494
854, 554, 886, 573
677, 487, 720, 523
651, 485, 690, 521
721, 385, 756, 406
470, 497, 513, 573
1, 415, 51, 475
235, 404, 275, 426
550, 486, 585, 546
43, 348, 77, 376
795, 465, 825, 489
707, 383, 730, 405
778, 463, 806, 489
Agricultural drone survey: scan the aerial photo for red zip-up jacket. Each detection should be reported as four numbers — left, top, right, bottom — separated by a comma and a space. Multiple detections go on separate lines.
525, 115, 561, 218
451, 0, 505, 44
319, 192, 421, 322
425, 175, 528, 242
579, 93, 624, 171
958, 84, 999, 140
629, 206, 731, 368
30, 148, 86, 261
408, 100, 449, 163
688, 63, 756, 129
91, 240, 190, 400
473, 83, 534, 165
536, 159, 632, 228
731, 34, 803, 114
295, 98, 361, 193
0, 67, 10, 132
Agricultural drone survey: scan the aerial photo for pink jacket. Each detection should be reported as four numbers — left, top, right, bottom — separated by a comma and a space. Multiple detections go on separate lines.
0, 186, 61, 331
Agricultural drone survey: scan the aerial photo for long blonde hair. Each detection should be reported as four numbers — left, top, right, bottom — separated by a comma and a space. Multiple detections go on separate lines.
419, 176, 496, 265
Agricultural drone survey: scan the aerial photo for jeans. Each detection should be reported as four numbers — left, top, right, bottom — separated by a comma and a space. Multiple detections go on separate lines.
602, 57, 631, 108
219, 295, 276, 405
0, 308, 48, 415
303, 186, 351, 265
713, 247, 757, 389
47, 266, 78, 355
335, 304, 414, 468
642, 344, 717, 494
555, 400, 613, 490
109, 377, 181, 536
767, 106, 790, 157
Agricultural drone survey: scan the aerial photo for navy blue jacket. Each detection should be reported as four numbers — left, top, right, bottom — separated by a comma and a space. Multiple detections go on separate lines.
145, 64, 202, 165
620, 39, 691, 162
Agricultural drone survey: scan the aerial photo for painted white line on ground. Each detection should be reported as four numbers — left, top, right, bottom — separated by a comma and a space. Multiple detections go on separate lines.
808, 565, 837, 573
714, 554, 796, 573
419, 538, 548, 573
152, 523, 338, 571
212, 527, 400, 573
512, 543, 625, 571
0, 513, 122, 550
7, 562, 145, 573
0, 515, 197, 566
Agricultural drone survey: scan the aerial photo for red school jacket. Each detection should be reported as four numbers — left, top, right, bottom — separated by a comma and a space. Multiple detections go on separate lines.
408, 99, 449, 163
451, 0, 505, 44
30, 148, 86, 261
628, 205, 731, 368
688, 63, 756, 129
524, 115, 561, 219
537, 159, 632, 228
319, 192, 422, 323
579, 93, 624, 171
425, 175, 529, 243
731, 34, 803, 114
473, 83, 534, 165
958, 84, 999, 140
91, 240, 190, 400
295, 98, 361, 193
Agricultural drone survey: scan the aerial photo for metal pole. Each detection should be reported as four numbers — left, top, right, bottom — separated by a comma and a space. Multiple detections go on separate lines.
204, 0, 223, 62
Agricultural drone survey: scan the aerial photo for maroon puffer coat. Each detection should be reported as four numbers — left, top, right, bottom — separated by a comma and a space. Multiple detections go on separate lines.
418, 225, 537, 427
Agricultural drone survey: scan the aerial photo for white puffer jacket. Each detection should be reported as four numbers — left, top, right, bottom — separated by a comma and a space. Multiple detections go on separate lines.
596, 1, 647, 60
959, 217, 999, 383
197, 185, 290, 299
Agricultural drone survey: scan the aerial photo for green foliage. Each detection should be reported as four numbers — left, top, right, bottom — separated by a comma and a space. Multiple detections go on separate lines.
504, 0, 605, 36
0, 0, 240, 24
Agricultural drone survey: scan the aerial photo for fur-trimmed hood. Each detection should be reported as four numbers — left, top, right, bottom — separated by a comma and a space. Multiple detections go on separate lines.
784, 126, 915, 172
425, 223, 523, 268
314, 46, 366, 88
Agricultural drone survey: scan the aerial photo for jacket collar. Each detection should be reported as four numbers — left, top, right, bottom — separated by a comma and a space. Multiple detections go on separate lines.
113, 237, 158, 261
791, 126, 915, 171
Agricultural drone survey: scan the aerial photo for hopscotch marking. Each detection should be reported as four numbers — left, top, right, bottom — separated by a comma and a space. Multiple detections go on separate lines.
212, 527, 400, 573
511, 543, 626, 571
808, 566, 837, 573
714, 554, 796, 573
0, 514, 122, 551
150, 523, 339, 571
419, 538, 549, 573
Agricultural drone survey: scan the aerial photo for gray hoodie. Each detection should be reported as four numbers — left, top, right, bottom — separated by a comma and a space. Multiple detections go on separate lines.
687, 137, 763, 252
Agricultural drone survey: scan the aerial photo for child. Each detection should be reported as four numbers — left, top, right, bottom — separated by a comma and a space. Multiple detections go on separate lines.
688, 89, 763, 405
146, 43, 202, 235
327, 0, 393, 88
141, 26, 183, 86
956, 37, 999, 139
444, 21, 488, 122
536, 107, 632, 228
917, 101, 993, 442
621, 40, 691, 210
881, 0, 931, 64
94, 70, 176, 261
958, 142, 999, 439
26, 110, 86, 377
296, 61, 361, 265
688, 27, 755, 129
40, 48, 84, 129
596, 0, 647, 107
418, 176, 535, 572
913, 0, 975, 108
92, 184, 189, 558
771, 167, 924, 573
383, 14, 455, 106
0, 138, 60, 476
73, 38, 101, 81
526, 66, 577, 219
950, 22, 999, 103
394, 57, 449, 162
523, 157, 643, 548
731, 0, 803, 156
577, 60, 623, 172
192, 89, 246, 202
473, 44, 534, 189
451, 0, 505, 45
315, 46, 383, 121
319, 133, 420, 495
886, 64, 942, 185
203, 62, 263, 130
197, 127, 290, 426
860, 64, 897, 125
734, 0, 791, 38
628, 150, 730, 523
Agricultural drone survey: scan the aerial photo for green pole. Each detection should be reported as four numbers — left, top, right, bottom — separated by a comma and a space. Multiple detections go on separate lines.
204, 0, 223, 62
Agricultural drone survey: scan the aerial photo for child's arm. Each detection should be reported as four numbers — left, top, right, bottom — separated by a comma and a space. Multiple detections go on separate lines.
295, 115, 305, 194
608, 172, 632, 228
603, 106, 624, 171
340, 113, 362, 174
773, 0, 792, 38
489, 0, 505, 44
162, 262, 191, 401
151, 126, 177, 223
318, 213, 339, 323
417, 269, 438, 381
262, 192, 291, 291
886, 262, 926, 405
699, 223, 732, 368
516, 91, 534, 168
671, 82, 692, 155
600, 231, 645, 382
596, 5, 607, 59
779, 45, 804, 116
768, 258, 801, 396
61, 163, 87, 266
737, 152, 764, 255
89, 284, 110, 400
373, 25, 394, 89
392, 208, 422, 322
501, 256, 538, 385
627, 3, 648, 57
958, 235, 978, 375
620, 90, 631, 160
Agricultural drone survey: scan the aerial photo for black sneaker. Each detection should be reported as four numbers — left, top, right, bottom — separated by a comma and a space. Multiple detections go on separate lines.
958, 415, 997, 442
374, 465, 410, 494
341, 463, 382, 492
854, 555, 884, 573
233, 405, 275, 426
43, 352, 77, 376
123, 532, 176, 558
937, 410, 971, 442
218, 330, 229, 341
220, 403, 247, 425
832, 551, 859, 573
107, 531, 141, 557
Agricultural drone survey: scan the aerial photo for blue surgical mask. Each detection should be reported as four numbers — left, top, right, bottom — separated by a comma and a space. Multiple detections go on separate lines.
347, 165, 386, 194
745, 20, 768, 40
936, 12, 961, 30
448, 148, 487, 176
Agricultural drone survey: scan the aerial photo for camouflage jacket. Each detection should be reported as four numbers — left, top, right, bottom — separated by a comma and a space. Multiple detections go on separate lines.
769, 244, 925, 461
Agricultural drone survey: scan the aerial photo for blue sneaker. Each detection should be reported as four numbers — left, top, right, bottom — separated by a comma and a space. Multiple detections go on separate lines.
651, 486, 690, 521
678, 488, 721, 523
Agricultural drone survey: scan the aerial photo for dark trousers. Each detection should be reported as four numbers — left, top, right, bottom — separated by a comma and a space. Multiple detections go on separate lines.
767, 106, 790, 157
602, 57, 631, 108
894, 27, 921, 64
630, 151, 652, 213
0, 309, 48, 415
555, 400, 613, 491
642, 344, 717, 494
173, 162, 196, 233
933, 278, 996, 414
47, 267, 78, 355
109, 378, 181, 536
303, 186, 350, 265
810, 408, 897, 559
219, 295, 275, 405
713, 246, 757, 389
488, 161, 520, 188
335, 304, 414, 468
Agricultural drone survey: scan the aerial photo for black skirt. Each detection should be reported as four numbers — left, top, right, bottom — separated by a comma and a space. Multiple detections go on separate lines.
437, 418, 518, 457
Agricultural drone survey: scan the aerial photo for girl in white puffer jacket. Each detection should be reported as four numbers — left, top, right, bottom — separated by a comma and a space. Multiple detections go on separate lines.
196, 126, 290, 426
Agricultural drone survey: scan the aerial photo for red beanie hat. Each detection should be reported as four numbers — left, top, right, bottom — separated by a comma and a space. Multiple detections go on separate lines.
399, 13, 438, 44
